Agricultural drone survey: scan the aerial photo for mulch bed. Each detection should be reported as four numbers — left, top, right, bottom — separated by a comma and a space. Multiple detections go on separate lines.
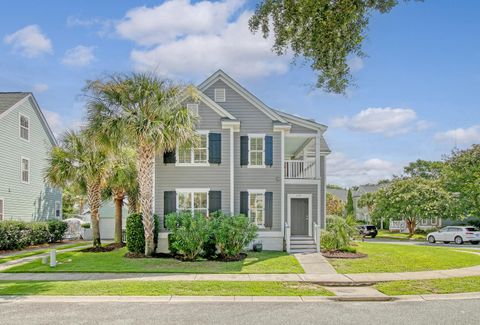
124, 251, 248, 262
81, 243, 125, 253
321, 250, 367, 259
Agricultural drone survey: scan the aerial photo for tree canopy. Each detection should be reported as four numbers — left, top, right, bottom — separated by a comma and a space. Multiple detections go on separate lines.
327, 193, 345, 216
403, 159, 444, 179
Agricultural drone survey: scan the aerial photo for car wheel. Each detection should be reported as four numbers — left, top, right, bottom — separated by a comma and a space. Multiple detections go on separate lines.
454, 236, 464, 245
471, 241, 479, 245
371, 235, 376, 238
428, 236, 436, 243
443, 241, 450, 244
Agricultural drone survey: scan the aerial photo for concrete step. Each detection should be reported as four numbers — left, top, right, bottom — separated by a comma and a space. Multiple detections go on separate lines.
290, 248, 317, 253
291, 236, 314, 240
290, 244, 317, 249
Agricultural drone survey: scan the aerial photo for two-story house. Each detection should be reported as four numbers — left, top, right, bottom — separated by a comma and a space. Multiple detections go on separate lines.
0, 92, 62, 221
155, 70, 330, 253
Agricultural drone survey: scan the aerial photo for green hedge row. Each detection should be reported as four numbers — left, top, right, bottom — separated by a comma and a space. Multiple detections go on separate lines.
126, 214, 159, 254
0, 220, 68, 251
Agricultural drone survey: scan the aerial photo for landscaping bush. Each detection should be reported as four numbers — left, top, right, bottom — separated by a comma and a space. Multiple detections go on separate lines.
126, 213, 159, 254
47, 220, 68, 242
165, 212, 210, 261
28, 222, 50, 245
210, 212, 257, 259
321, 215, 357, 251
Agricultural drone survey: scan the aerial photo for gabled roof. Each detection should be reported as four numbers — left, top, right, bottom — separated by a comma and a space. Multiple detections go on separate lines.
197, 91, 236, 120
273, 109, 328, 133
0, 92, 57, 146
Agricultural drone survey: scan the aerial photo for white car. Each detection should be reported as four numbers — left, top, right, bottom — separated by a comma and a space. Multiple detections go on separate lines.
427, 226, 480, 245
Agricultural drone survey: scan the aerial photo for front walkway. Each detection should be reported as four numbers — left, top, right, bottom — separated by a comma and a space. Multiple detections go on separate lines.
294, 253, 337, 274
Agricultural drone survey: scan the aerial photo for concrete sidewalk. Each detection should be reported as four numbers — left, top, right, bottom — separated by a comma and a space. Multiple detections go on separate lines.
294, 253, 337, 274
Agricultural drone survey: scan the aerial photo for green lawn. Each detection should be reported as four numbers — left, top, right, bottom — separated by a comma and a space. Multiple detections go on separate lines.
0, 242, 89, 264
328, 243, 480, 273
376, 276, 480, 296
0, 280, 332, 296
376, 230, 426, 241
4, 248, 304, 274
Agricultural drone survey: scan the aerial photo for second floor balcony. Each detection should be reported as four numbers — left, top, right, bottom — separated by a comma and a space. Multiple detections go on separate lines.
284, 134, 319, 179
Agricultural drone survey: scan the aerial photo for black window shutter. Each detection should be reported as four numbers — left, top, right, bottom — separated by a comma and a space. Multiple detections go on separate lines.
240, 191, 249, 217
208, 191, 221, 214
163, 151, 176, 164
265, 136, 273, 167
240, 136, 249, 166
163, 191, 176, 228
208, 133, 221, 164
264, 192, 273, 228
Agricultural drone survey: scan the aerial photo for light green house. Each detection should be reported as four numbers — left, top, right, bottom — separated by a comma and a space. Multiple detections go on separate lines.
0, 92, 62, 221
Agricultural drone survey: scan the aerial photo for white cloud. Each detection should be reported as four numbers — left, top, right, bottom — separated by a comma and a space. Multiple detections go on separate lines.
62, 45, 95, 66
4, 25, 52, 58
348, 55, 364, 72
435, 125, 480, 146
33, 83, 48, 93
331, 107, 429, 136
116, 0, 289, 79
327, 152, 402, 187
43, 109, 83, 137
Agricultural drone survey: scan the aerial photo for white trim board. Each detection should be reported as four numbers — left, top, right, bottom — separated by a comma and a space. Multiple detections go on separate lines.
287, 194, 313, 237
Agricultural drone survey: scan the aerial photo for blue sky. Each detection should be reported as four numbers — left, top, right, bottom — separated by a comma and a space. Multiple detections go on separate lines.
1, 0, 479, 187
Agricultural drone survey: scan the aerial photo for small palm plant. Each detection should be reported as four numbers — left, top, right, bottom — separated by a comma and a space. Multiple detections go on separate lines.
46, 130, 110, 247
86, 73, 198, 256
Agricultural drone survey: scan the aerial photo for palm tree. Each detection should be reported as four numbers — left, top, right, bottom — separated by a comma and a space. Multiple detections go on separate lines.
46, 130, 110, 247
86, 73, 198, 256
105, 147, 138, 244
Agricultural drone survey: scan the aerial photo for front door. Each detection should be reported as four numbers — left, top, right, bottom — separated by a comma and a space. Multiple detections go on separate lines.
291, 198, 309, 236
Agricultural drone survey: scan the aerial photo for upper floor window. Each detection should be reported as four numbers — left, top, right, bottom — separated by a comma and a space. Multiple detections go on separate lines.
186, 103, 199, 117
249, 135, 265, 167
214, 88, 225, 102
249, 190, 265, 228
55, 202, 61, 218
21, 157, 30, 184
177, 190, 208, 216
177, 132, 209, 165
19, 114, 30, 141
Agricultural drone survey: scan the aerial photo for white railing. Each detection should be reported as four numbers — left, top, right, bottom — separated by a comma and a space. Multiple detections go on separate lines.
313, 222, 321, 253
284, 222, 291, 253
284, 160, 316, 179
390, 220, 406, 231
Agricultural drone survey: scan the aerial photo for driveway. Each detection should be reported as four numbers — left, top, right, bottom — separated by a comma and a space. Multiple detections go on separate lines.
363, 238, 480, 250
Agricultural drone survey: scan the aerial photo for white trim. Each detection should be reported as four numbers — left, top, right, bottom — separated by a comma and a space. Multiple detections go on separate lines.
176, 131, 210, 166
175, 188, 211, 192
221, 120, 240, 132
229, 127, 234, 215
247, 134, 266, 168
0, 95, 29, 120
19, 113, 30, 142
280, 129, 285, 233
273, 124, 291, 133
285, 179, 320, 185
20, 156, 30, 184
273, 109, 327, 132
198, 70, 287, 123
198, 92, 236, 120
287, 194, 313, 237
214, 88, 226, 102
175, 188, 210, 216
285, 133, 319, 138
247, 190, 266, 228
186, 103, 199, 117
0, 198, 4, 221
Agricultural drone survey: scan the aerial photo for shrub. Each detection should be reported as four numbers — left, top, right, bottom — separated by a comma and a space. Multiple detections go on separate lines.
210, 212, 258, 259
126, 214, 159, 254
47, 220, 68, 242
321, 215, 356, 251
165, 212, 210, 261
81, 223, 91, 229
0, 221, 28, 250
28, 222, 50, 245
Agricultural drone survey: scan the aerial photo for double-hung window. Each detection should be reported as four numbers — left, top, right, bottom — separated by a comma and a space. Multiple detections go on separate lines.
55, 202, 61, 218
177, 190, 209, 216
249, 135, 264, 167
186, 103, 199, 117
21, 157, 30, 184
249, 190, 265, 227
20, 114, 30, 141
177, 131, 209, 165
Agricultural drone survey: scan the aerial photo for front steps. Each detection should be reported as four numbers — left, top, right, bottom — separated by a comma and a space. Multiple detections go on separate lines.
290, 236, 318, 253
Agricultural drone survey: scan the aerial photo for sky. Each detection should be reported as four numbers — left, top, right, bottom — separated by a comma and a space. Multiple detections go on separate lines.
1, 0, 479, 187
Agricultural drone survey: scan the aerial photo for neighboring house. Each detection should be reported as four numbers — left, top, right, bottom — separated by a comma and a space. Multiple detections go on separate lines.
155, 70, 331, 253
0, 92, 62, 221
81, 200, 129, 240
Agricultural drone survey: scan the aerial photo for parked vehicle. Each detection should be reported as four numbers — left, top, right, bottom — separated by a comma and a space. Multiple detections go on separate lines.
427, 226, 480, 245
358, 225, 378, 238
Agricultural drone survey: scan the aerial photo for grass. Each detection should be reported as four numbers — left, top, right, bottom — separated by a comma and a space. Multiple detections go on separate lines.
376, 276, 480, 296
328, 242, 480, 273
376, 230, 426, 241
0, 242, 88, 264
0, 280, 332, 296
4, 248, 304, 274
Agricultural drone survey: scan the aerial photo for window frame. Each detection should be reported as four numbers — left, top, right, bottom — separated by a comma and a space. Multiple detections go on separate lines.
55, 201, 62, 218
0, 198, 4, 221
186, 103, 199, 117
19, 113, 30, 142
176, 131, 210, 166
248, 134, 265, 168
20, 157, 30, 184
214, 88, 226, 102
175, 188, 210, 217
248, 189, 266, 228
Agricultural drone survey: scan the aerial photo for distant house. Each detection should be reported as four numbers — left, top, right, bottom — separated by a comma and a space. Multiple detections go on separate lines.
80, 200, 129, 240
0, 92, 62, 221
352, 184, 382, 223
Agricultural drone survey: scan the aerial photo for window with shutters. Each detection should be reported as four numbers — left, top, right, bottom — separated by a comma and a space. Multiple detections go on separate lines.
0, 199, 4, 221
248, 190, 265, 228
19, 114, 30, 141
55, 201, 61, 218
186, 103, 198, 117
214, 88, 225, 102
248, 135, 265, 167
177, 189, 209, 216
176, 131, 209, 166
21, 157, 30, 184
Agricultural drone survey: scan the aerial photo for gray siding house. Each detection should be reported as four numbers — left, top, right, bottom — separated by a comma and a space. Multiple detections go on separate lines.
154, 71, 330, 253
0, 92, 62, 221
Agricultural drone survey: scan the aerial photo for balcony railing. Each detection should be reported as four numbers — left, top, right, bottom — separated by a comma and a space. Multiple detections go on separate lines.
284, 160, 316, 179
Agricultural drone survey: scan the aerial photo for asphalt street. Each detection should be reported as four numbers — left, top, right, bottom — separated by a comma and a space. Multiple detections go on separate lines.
1, 299, 479, 325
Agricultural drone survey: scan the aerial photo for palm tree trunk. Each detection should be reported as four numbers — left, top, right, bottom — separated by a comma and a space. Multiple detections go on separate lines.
137, 143, 155, 256
127, 192, 138, 214
112, 189, 125, 244
87, 181, 102, 247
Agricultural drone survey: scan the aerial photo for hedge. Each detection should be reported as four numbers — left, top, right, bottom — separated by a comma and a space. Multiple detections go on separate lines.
126, 214, 160, 254
0, 220, 68, 251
